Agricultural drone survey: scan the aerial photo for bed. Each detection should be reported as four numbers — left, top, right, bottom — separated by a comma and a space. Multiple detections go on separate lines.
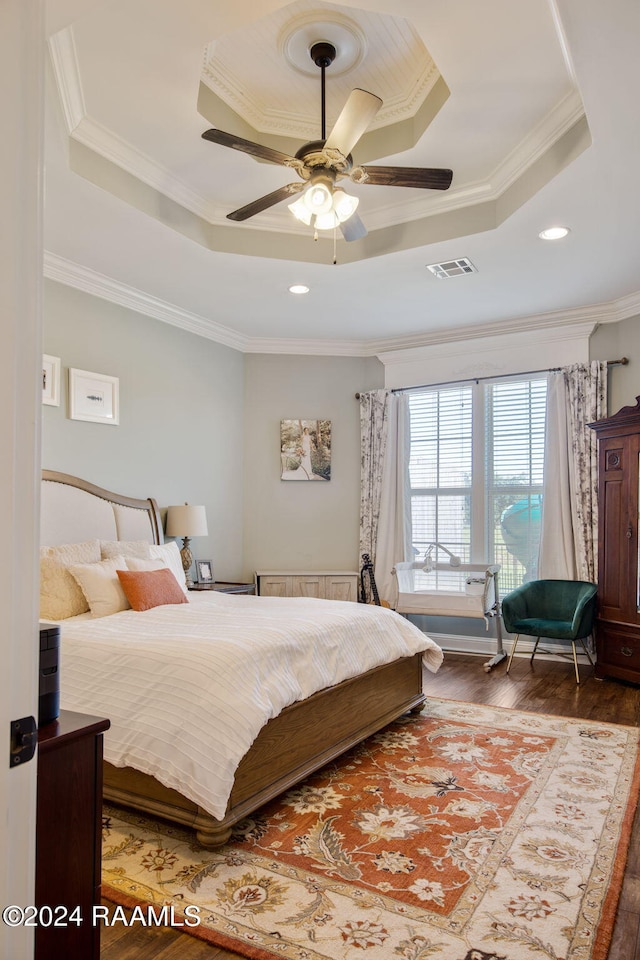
41, 470, 443, 848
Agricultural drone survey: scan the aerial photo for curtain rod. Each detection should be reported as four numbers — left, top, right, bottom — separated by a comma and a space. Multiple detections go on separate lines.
355, 357, 628, 399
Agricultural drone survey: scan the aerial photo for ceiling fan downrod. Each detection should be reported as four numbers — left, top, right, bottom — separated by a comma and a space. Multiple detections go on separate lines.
309, 42, 336, 141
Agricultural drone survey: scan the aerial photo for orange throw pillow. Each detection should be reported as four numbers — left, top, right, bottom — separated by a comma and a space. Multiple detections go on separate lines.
116, 567, 189, 612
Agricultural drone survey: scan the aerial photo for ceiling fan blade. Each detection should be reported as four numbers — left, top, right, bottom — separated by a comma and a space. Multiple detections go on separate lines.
202, 128, 297, 167
324, 89, 383, 157
227, 182, 304, 222
340, 211, 367, 242
357, 165, 453, 190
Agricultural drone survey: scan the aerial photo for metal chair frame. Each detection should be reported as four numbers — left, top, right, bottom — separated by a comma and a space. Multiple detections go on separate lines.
506, 633, 595, 684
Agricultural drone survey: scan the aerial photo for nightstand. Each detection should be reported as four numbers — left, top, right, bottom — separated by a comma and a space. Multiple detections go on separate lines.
189, 581, 255, 595
36, 710, 110, 960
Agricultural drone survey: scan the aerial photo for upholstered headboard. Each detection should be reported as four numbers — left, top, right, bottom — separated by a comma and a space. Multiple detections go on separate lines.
41, 471, 163, 547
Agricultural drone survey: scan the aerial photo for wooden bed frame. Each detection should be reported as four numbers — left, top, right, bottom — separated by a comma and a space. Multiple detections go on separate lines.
41, 470, 425, 848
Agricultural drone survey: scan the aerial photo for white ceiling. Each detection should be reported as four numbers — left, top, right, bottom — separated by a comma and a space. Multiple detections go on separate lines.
43, 0, 640, 353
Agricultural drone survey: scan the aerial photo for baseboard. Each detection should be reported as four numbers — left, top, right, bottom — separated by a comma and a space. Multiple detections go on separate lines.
428, 630, 592, 664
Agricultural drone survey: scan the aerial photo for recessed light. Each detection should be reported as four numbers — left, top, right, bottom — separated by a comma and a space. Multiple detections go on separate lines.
289, 284, 309, 295
539, 226, 570, 240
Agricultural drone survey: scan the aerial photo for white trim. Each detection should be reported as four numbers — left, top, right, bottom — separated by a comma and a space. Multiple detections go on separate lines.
47, 25, 85, 132
1, 1, 43, 953
379, 320, 596, 389
43, 252, 249, 351
44, 250, 640, 357
419, 629, 592, 664
48, 25, 585, 235
74, 115, 220, 223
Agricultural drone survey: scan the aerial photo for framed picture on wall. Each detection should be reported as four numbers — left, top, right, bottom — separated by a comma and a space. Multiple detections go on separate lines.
280, 419, 331, 481
69, 368, 119, 425
196, 560, 214, 584
42, 355, 61, 406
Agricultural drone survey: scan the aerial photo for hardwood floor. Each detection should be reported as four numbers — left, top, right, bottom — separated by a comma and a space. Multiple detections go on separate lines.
100, 652, 640, 959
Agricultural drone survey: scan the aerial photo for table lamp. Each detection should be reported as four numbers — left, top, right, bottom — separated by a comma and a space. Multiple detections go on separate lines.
165, 503, 208, 588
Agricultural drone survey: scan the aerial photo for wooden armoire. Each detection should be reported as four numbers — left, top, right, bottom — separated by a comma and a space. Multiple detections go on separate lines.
590, 397, 640, 683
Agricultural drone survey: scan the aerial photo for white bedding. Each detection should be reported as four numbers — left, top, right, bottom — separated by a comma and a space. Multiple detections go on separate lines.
59, 591, 443, 820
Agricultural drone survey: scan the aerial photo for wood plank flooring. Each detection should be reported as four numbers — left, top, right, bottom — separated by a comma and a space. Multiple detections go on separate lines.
101, 652, 640, 959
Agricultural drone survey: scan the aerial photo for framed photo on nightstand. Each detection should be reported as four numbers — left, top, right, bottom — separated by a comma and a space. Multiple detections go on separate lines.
196, 560, 214, 584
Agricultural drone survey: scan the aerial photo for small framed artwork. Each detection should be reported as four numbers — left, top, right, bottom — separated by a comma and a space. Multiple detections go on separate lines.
69, 368, 119, 425
280, 419, 331, 481
196, 560, 214, 584
42, 355, 61, 406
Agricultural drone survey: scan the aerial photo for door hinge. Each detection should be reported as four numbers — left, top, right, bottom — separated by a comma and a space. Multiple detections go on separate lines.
10, 716, 37, 768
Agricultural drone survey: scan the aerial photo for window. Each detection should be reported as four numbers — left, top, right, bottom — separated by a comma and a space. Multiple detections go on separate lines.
408, 375, 547, 594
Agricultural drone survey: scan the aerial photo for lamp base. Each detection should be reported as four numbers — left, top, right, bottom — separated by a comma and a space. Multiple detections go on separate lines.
180, 537, 194, 589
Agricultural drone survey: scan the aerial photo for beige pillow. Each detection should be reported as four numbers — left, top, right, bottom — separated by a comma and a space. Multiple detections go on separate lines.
125, 558, 167, 572
101, 539, 151, 560
67, 556, 130, 618
39, 539, 101, 620
149, 542, 188, 594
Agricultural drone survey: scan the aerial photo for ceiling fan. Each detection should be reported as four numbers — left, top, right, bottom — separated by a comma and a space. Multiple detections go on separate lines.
201, 41, 453, 241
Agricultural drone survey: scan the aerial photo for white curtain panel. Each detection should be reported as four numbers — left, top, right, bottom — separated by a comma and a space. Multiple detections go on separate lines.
359, 391, 410, 605
538, 373, 577, 579
375, 393, 411, 605
539, 361, 607, 582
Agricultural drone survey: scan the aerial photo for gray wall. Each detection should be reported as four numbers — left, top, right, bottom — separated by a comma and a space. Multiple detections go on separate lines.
42, 281, 639, 594
242, 353, 383, 578
42, 280, 246, 580
591, 315, 640, 413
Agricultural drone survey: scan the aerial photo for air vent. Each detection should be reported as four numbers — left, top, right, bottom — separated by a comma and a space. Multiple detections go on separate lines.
426, 258, 477, 279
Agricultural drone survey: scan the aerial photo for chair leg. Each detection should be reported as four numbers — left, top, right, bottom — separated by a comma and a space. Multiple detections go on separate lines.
506, 634, 520, 674
578, 636, 595, 667
530, 637, 541, 665
571, 641, 581, 684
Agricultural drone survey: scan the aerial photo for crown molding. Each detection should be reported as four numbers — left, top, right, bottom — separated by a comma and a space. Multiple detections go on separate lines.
74, 116, 220, 222
47, 25, 586, 237
376, 319, 598, 366
201, 46, 439, 141
47, 26, 85, 132
44, 250, 640, 358
372, 293, 640, 359
43, 252, 249, 352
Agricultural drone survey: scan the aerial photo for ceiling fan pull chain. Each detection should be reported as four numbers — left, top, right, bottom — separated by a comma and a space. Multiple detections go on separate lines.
333, 226, 338, 265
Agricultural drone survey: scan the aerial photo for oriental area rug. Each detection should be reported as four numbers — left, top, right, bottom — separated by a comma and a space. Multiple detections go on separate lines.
101, 698, 640, 960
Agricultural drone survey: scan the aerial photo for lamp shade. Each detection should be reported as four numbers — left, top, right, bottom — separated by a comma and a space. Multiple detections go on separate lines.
165, 504, 208, 538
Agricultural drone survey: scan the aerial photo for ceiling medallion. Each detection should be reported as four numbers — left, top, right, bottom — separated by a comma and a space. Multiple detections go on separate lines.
278, 10, 367, 78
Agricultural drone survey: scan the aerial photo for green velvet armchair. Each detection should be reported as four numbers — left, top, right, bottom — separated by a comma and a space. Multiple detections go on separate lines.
502, 579, 598, 684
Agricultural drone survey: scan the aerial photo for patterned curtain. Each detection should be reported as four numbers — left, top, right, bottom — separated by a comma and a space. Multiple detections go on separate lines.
565, 361, 607, 581
359, 391, 411, 604
359, 390, 390, 563
539, 362, 607, 583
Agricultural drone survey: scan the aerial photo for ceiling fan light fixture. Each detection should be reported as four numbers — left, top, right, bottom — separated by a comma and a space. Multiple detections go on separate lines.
332, 188, 359, 223
288, 195, 313, 225
314, 210, 340, 231
304, 181, 333, 215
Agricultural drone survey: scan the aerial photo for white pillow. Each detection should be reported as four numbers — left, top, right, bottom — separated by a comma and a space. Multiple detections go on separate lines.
67, 556, 130, 618
125, 558, 167, 572
39, 539, 101, 620
101, 539, 151, 560
149, 541, 188, 594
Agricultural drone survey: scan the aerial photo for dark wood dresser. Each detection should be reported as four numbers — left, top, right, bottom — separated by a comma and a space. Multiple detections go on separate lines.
35, 710, 110, 960
590, 397, 640, 683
